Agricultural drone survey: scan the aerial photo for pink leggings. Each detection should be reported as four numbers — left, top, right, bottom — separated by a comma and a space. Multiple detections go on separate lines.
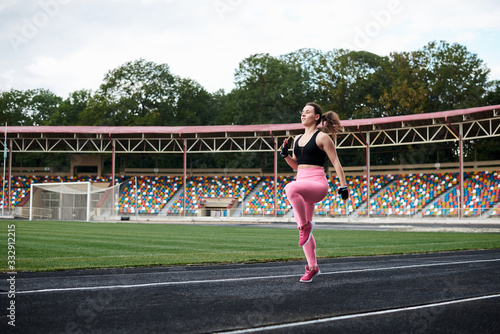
284, 167, 329, 268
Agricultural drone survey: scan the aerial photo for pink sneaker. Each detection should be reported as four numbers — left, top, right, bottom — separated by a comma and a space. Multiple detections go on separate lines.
300, 266, 320, 282
298, 221, 314, 246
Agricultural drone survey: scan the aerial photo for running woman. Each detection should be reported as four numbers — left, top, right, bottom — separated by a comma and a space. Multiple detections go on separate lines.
281, 102, 349, 282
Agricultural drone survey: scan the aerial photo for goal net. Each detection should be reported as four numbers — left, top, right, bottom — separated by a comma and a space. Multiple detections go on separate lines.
29, 181, 121, 221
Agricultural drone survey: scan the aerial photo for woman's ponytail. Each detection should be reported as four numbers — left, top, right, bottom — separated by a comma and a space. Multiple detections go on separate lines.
322, 111, 343, 140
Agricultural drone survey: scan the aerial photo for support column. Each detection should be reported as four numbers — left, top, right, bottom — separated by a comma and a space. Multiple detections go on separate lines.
8, 139, 12, 213
273, 135, 278, 217
446, 118, 463, 219
357, 127, 371, 218
29, 183, 33, 221
111, 139, 115, 187
459, 123, 464, 219
111, 138, 116, 216
183, 138, 187, 217
135, 176, 138, 221
366, 132, 371, 218
2, 124, 6, 215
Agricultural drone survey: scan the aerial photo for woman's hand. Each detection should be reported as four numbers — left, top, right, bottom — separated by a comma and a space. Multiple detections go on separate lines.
280, 139, 289, 158
338, 186, 349, 205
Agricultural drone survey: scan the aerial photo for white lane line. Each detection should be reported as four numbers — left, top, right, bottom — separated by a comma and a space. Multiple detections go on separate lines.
9, 274, 299, 294
325, 258, 500, 275
220, 294, 500, 334
6, 258, 500, 295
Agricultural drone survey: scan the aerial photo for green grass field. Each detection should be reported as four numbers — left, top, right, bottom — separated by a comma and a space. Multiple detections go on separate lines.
1, 220, 499, 272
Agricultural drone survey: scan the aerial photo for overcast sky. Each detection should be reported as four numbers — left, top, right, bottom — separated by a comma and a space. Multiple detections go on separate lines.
1, 0, 499, 98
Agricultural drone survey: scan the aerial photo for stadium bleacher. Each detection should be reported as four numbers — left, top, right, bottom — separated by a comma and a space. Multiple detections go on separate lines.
243, 175, 292, 215
2, 170, 499, 218
326, 174, 393, 216
368, 173, 458, 216
463, 171, 500, 216
422, 171, 500, 217
119, 176, 181, 214
166, 176, 260, 215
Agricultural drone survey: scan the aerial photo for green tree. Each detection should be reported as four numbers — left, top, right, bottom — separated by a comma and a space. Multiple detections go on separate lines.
479, 80, 500, 161
221, 53, 311, 125
30, 89, 63, 125
47, 89, 92, 126
485, 80, 500, 105
79, 93, 113, 125
80, 59, 177, 126
0, 89, 33, 125
285, 49, 383, 120
168, 77, 215, 126
372, 51, 429, 116
280, 48, 323, 95
0, 88, 62, 126
80, 59, 216, 127
334, 50, 383, 120
421, 41, 490, 112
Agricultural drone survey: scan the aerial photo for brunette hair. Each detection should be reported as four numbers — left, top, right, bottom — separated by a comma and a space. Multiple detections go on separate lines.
305, 102, 343, 140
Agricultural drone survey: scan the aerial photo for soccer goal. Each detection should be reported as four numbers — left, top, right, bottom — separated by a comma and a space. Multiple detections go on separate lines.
29, 181, 121, 221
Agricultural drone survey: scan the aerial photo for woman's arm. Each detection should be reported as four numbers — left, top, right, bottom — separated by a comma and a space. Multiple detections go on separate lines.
317, 132, 347, 187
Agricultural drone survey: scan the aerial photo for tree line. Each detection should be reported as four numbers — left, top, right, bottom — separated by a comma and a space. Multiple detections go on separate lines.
1, 40, 499, 171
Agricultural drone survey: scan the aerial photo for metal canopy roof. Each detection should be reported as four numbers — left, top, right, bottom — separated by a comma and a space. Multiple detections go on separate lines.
3, 105, 500, 154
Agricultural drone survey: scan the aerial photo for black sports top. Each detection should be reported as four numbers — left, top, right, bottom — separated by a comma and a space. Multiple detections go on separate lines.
294, 131, 327, 166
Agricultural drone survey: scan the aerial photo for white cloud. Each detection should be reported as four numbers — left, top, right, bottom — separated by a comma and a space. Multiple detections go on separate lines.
1, 0, 499, 98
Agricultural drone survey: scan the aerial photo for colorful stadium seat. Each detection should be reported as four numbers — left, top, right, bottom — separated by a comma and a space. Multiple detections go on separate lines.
3, 171, 499, 218
168, 176, 260, 215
